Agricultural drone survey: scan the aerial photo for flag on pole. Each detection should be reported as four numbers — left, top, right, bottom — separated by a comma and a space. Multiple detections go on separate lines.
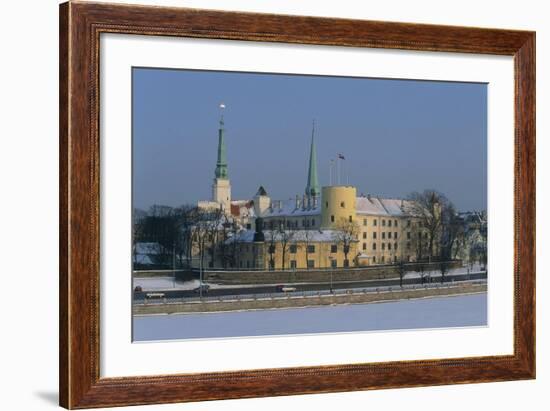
337, 153, 345, 160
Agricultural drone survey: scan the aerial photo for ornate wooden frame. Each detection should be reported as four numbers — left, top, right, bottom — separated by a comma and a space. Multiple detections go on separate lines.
59, 1, 535, 408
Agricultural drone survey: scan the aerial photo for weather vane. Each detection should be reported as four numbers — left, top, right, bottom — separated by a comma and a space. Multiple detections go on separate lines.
219, 102, 226, 125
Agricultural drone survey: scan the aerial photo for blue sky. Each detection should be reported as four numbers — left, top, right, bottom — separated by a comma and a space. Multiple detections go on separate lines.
132, 68, 487, 211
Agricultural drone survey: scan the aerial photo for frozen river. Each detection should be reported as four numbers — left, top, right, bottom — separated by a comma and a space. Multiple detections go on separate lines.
133, 293, 487, 341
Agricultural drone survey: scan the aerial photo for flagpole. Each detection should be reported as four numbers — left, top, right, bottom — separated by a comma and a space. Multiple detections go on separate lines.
337, 156, 340, 185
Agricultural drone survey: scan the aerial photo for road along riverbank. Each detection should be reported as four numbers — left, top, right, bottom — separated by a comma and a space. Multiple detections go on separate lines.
134, 281, 486, 315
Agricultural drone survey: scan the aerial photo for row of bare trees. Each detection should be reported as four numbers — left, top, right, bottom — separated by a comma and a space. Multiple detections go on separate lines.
395, 189, 486, 286
262, 217, 361, 270
133, 205, 242, 270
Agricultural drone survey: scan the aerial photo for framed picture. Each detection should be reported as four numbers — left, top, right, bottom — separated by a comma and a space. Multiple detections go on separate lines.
59, 1, 535, 408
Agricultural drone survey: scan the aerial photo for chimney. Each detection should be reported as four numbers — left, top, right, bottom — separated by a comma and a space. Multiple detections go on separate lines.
295, 194, 300, 209
302, 194, 307, 210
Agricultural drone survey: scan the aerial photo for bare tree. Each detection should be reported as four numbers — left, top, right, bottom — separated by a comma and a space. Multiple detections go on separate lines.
203, 208, 224, 268
334, 217, 360, 267
175, 205, 201, 268
407, 190, 450, 259
396, 258, 408, 288
277, 218, 297, 270
408, 219, 429, 262
440, 203, 465, 261
226, 224, 241, 268
438, 259, 451, 284
216, 217, 235, 269
413, 258, 429, 284
266, 229, 277, 270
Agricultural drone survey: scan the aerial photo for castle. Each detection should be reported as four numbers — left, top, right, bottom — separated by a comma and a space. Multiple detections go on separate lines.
198, 113, 426, 270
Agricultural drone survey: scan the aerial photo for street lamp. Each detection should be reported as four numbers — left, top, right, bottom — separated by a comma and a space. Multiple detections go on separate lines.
328, 256, 335, 294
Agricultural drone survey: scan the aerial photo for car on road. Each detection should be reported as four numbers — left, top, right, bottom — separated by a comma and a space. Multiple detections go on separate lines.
193, 284, 210, 294
275, 285, 297, 293
145, 292, 165, 299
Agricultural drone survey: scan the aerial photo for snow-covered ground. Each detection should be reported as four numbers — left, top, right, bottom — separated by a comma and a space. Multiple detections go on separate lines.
133, 293, 487, 341
133, 263, 486, 291
133, 277, 280, 291
404, 263, 485, 279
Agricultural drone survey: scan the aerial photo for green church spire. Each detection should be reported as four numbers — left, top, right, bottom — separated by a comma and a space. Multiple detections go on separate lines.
215, 111, 228, 179
305, 120, 320, 197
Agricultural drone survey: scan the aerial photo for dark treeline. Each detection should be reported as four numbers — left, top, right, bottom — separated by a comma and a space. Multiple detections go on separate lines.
133, 204, 239, 270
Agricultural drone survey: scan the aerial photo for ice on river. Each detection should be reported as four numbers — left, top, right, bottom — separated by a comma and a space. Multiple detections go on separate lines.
133, 293, 487, 341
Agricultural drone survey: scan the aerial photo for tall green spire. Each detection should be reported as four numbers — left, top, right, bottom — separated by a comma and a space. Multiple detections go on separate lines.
305, 120, 320, 197
214, 114, 228, 179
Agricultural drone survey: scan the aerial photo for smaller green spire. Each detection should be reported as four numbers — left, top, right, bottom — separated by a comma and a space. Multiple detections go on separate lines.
305, 120, 320, 197
214, 111, 228, 179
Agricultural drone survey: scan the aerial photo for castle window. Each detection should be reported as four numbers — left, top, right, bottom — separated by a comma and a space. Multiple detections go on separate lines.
290, 244, 297, 254
307, 245, 316, 253
349, 215, 352, 222
343, 259, 350, 267
331, 215, 335, 223
373, 232, 377, 239
331, 245, 337, 253
373, 256, 376, 263
290, 260, 297, 269
331, 259, 337, 268
381, 256, 385, 263
362, 243, 367, 250
382, 243, 385, 250
363, 219, 367, 226
382, 232, 386, 239
362, 232, 367, 239
374, 220, 378, 226
307, 260, 315, 268
372, 243, 377, 250
394, 232, 398, 238
407, 220, 411, 227
388, 220, 392, 227
388, 243, 392, 250
394, 243, 398, 250
382, 219, 386, 226
340, 201, 345, 208
246, 223, 251, 229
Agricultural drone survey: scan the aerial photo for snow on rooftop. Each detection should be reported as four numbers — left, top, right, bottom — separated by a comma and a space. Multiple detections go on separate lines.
356, 196, 415, 217
134, 242, 161, 254
228, 229, 348, 243
260, 198, 320, 218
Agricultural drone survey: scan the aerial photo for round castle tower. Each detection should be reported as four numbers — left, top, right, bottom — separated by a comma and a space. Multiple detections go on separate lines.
321, 186, 357, 229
